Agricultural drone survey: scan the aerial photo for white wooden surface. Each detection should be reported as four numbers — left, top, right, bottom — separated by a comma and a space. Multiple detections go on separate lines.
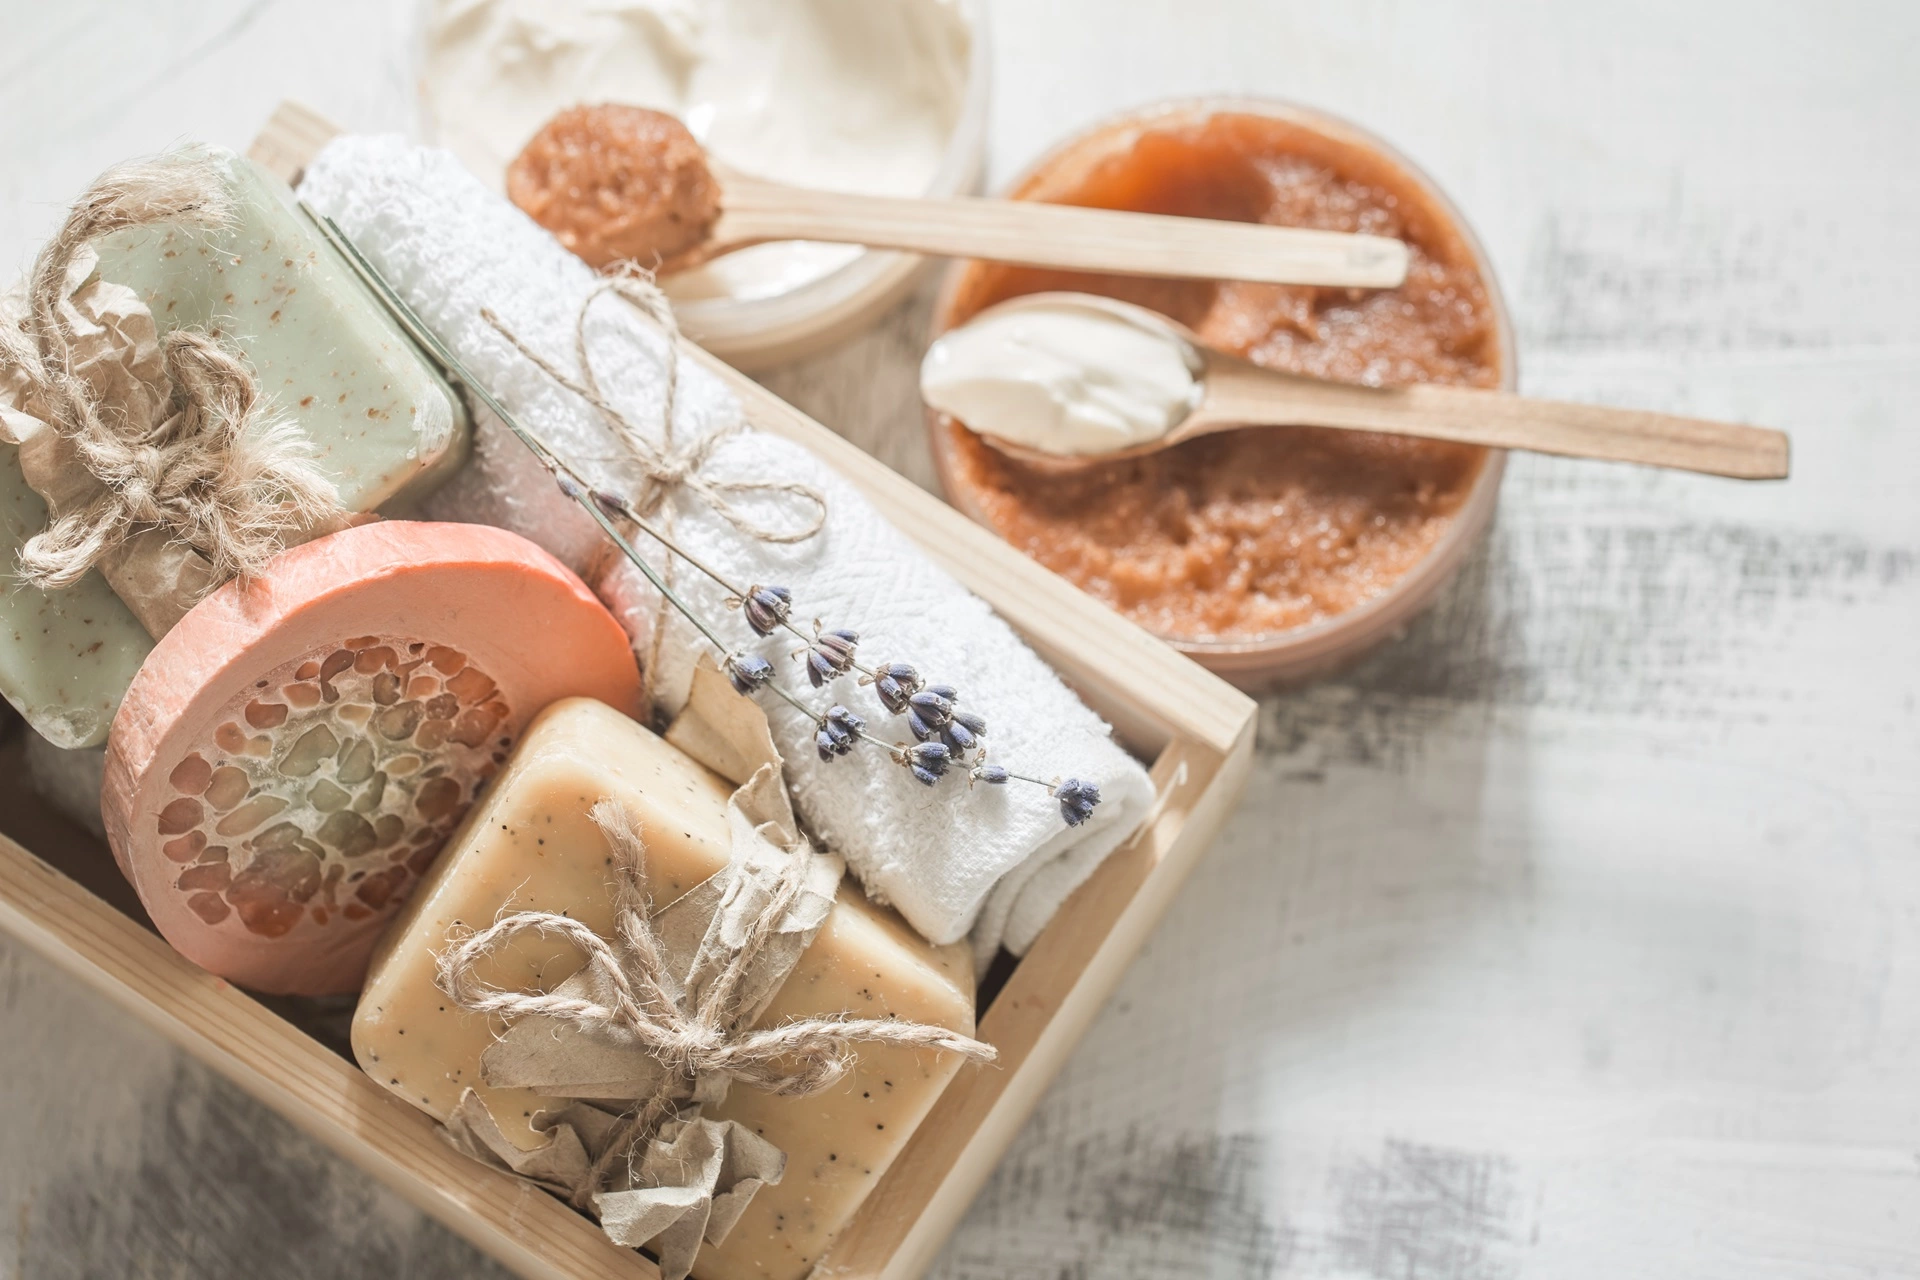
4, 2, 1918, 1277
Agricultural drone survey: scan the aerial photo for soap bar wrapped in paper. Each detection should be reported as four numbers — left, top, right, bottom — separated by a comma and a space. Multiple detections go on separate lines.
0, 147, 470, 748
356, 684, 984, 1280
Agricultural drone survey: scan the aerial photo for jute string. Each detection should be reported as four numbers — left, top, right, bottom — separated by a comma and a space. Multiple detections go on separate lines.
0, 152, 343, 590
437, 799, 995, 1207
479, 264, 826, 697
478, 268, 827, 545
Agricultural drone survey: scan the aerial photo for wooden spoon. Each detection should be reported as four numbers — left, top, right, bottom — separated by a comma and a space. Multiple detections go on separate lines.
507, 106, 1409, 290
685, 164, 1411, 289
949, 294, 1791, 480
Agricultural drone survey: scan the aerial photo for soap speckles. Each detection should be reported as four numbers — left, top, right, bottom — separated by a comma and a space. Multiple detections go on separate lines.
153, 635, 508, 939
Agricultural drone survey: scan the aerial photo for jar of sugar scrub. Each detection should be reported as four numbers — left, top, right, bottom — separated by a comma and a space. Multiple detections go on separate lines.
927, 98, 1517, 687
420, 0, 990, 370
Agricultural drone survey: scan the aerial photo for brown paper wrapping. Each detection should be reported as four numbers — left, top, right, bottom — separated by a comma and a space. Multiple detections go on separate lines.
440, 659, 847, 1279
0, 248, 352, 638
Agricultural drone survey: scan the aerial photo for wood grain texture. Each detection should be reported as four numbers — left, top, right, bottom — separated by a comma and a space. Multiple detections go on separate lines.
4, 1, 1919, 1278
703, 174, 1411, 289
1193, 359, 1792, 479
978, 296, 1792, 479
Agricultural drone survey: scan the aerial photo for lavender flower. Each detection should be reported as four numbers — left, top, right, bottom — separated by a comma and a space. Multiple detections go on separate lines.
726, 652, 775, 697
944, 709, 987, 756
902, 741, 951, 787
869, 661, 922, 714
1053, 778, 1101, 827
741, 585, 792, 636
971, 762, 1009, 786
803, 627, 860, 687
906, 688, 953, 741
815, 705, 864, 761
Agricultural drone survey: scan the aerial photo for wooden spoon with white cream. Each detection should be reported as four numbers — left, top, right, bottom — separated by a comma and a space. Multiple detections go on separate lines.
508, 106, 1410, 290
923, 293, 1792, 480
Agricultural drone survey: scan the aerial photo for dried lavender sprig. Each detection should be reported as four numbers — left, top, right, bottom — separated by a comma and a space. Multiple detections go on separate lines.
306, 207, 1091, 817
593, 482, 993, 750
588, 486, 906, 682
587, 491, 1050, 798
582, 484, 996, 755
757, 679, 939, 782
970, 759, 1099, 825
742, 585, 791, 636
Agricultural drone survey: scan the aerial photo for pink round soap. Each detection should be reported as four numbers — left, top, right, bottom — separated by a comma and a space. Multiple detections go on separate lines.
102, 521, 644, 996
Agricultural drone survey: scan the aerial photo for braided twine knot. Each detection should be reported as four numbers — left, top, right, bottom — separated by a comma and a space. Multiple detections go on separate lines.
435, 793, 994, 1236
0, 150, 344, 630
480, 266, 826, 545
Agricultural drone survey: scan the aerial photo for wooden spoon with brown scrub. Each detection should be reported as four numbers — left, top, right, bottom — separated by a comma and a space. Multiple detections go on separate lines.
920, 293, 1792, 481
506, 105, 1411, 290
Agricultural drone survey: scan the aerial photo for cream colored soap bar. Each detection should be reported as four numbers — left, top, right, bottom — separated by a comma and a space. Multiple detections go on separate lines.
356, 698, 976, 1280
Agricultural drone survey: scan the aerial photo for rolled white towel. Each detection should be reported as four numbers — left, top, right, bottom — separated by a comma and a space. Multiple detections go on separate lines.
300, 137, 1154, 967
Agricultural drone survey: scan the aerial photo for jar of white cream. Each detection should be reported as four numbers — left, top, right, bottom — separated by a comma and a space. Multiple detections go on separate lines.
420, 0, 989, 369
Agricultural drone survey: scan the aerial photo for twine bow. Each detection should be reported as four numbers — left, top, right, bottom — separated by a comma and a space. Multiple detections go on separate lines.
0, 151, 345, 626
479, 266, 826, 544
435, 772, 993, 1273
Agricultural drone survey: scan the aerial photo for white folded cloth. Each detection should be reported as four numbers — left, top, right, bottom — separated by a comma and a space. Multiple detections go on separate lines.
300, 137, 1153, 966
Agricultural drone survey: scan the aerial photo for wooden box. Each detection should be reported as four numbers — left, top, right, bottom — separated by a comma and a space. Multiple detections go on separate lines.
0, 104, 1255, 1280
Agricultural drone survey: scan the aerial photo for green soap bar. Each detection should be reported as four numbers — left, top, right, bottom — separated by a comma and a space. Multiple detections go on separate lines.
92, 148, 470, 511
0, 444, 152, 749
1, 147, 471, 748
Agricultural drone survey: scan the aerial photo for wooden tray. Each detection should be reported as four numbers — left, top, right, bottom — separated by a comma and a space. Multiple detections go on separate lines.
0, 102, 1256, 1280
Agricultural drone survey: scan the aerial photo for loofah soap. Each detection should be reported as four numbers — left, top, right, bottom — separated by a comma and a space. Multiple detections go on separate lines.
101, 521, 643, 996
356, 697, 978, 1280
1, 146, 472, 749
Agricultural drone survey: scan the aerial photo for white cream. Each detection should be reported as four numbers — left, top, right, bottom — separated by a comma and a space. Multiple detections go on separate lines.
422, 0, 971, 302
921, 300, 1202, 456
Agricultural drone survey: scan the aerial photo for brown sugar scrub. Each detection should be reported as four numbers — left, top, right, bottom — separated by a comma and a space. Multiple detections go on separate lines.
933, 104, 1511, 647
507, 104, 722, 269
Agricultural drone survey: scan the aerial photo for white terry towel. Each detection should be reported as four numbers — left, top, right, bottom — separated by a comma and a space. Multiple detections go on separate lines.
300, 137, 1154, 966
